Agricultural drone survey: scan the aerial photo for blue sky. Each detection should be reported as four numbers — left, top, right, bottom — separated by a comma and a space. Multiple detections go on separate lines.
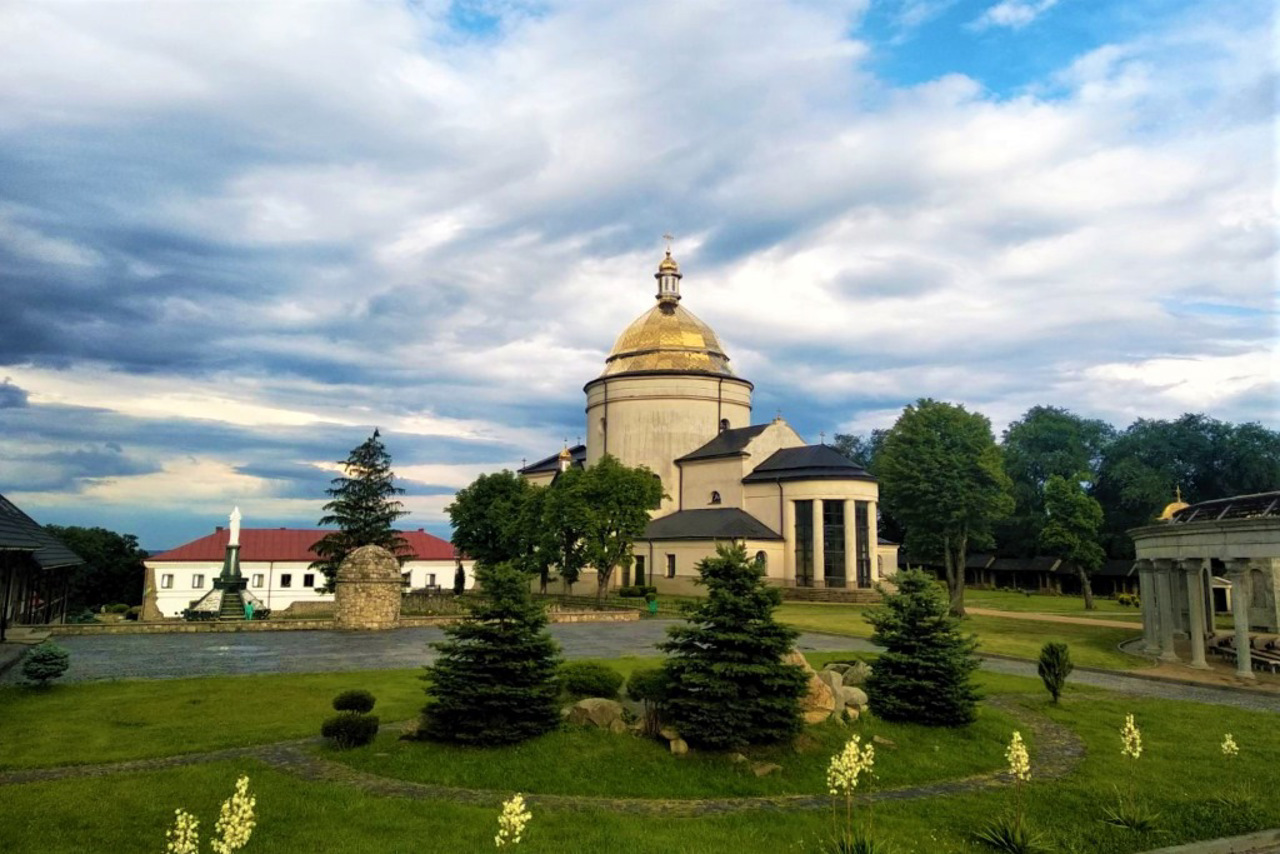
0, 0, 1273, 549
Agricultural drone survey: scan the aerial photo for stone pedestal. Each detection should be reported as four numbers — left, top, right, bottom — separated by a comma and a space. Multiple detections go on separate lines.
334, 545, 402, 631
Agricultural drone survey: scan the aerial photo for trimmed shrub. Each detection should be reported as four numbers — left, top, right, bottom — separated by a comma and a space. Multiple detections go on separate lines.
561, 661, 624, 699
106, 603, 130, 614
321, 711, 380, 749
619, 585, 658, 598
626, 667, 669, 736
1037, 642, 1073, 704
124, 606, 142, 621
661, 543, 806, 749
22, 641, 70, 686
865, 568, 981, 727
333, 689, 377, 714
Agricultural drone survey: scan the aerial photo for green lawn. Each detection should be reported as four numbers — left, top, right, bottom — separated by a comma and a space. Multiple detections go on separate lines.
2, 667, 1278, 853
777, 603, 1144, 670
331, 703, 1021, 799
963, 588, 1143, 618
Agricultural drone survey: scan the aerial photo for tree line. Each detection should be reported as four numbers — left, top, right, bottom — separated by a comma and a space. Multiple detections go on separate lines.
834, 403, 1280, 614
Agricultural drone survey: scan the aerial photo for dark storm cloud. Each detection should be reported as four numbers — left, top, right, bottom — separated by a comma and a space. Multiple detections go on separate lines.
0, 378, 28, 408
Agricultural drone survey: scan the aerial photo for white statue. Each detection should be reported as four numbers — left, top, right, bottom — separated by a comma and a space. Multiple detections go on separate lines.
229, 506, 242, 547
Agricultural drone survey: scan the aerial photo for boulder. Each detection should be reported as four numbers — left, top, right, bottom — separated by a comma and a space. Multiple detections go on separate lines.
817, 668, 843, 697
728, 752, 748, 764
566, 698, 626, 729
783, 649, 836, 724
841, 707, 860, 724
838, 686, 869, 710
751, 762, 782, 777
842, 661, 873, 686
873, 735, 896, 748
659, 725, 681, 741
608, 718, 628, 734
823, 662, 852, 676
669, 737, 689, 756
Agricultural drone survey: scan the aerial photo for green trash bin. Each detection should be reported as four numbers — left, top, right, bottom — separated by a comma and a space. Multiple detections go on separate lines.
647, 598, 659, 615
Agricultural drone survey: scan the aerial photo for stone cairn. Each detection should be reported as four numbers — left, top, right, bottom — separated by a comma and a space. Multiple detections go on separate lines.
333, 545, 403, 631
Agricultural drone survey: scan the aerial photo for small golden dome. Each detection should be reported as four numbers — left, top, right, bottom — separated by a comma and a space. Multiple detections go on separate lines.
557, 446, 572, 460
599, 302, 735, 378
1156, 486, 1190, 521
658, 252, 679, 272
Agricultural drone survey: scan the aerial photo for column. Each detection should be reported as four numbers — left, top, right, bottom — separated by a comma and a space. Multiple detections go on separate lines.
1227, 558, 1255, 680
1153, 559, 1179, 662
782, 498, 796, 585
1179, 558, 1209, 669
812, 500, 825, 587
843, 499, 857, 589
1136, 560, 1160, 654
868, 500, 880, 583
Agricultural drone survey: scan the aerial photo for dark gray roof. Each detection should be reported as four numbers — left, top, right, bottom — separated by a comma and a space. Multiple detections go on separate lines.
1095, 559, 1137, 578
742, 444, 876, 483
966, 553, 995, 569
990, 556, 1062, 573
0, 494, 85, 569
643, 508, 782, 541
518, 444, 587, 475
676, 424, 771, 463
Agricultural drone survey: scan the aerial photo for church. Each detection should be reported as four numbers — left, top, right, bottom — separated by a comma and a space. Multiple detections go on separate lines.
519, 251, 898, 596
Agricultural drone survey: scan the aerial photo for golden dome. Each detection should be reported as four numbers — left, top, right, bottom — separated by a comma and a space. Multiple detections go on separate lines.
658, 252, 679, 272
600, 301, 736, 378
1157, 486, 1190, 521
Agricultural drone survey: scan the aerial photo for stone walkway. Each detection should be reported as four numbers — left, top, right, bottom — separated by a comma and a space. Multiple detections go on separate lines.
0, 695, 1081, 817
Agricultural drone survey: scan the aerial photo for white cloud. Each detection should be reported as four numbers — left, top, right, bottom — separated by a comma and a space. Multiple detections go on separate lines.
970, 0, 1059, 30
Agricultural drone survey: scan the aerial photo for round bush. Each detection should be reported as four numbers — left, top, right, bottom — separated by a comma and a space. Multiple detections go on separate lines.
321, 712, 380, 749
332, 689, 377, 713
560, 661, 624, 698
22, 641, 70, 686
106, 603, 130, 614
626, 667, 668, 704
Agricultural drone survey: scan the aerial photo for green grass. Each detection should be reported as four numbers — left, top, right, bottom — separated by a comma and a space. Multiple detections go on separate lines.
330, 703, 1021, 799
2, 673, 1277, 853
963, 588, 1142, 618
777, 603, 1145, 670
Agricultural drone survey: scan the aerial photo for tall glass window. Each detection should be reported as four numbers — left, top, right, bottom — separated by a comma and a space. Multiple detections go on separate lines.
855, 501, 872, 587
794, 500, 814, 586
823, 500, 845, 586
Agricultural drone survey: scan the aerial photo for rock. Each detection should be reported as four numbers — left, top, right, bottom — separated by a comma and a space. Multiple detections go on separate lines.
873, 735, 896, 748
823, 662, 851, 675
817, 668, 844, 697
838, 686, 868, 710
608, 718, 628, 734
669, 737, 689, 756
728, 752, 748, 764
659, 725, 681, 741
751, 762, 782, 777
841, 707, 860, 724
566, 698, 626, 729
842, 661, 873, 686
783, 649, 836, 724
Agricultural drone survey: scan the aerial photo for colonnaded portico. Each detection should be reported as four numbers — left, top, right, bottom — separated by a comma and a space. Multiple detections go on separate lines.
1130, 491, 1280, 679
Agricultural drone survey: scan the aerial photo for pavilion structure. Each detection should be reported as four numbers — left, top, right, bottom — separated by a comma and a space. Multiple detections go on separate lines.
0, 494, 84, 639
1130, 490, 1280, 678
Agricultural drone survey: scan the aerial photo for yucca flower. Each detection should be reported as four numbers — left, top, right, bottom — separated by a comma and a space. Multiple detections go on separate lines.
1221, 733, 1239, 757
826, 734, 876, 796
165, 809, 200, 854
211, 775, 257, 854
1006, 731, 1031, 782
1121, 714, 1143, 760
495, 793, 531, 847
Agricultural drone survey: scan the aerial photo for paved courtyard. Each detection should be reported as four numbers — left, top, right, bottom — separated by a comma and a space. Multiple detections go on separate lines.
26, 621, 874, 683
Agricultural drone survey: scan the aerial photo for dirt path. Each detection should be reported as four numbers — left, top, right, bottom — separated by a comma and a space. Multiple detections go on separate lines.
967, 608, 1140, 628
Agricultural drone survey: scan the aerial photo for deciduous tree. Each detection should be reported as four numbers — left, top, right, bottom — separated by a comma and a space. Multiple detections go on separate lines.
578, 455, 664, 600
43, 525, 146, 610
1040, 474, 1106, 609
446, 470, 534, 569
876, 399, 1013, 616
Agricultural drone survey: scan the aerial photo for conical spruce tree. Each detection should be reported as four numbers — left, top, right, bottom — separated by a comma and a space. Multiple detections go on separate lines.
660, 543, 807, 749
311, 430, 410, 591
864, 568, 981, 727
420, 563, 562, 745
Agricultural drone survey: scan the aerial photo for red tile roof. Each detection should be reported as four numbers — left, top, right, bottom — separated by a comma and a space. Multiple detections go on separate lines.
149, 528, 458, 562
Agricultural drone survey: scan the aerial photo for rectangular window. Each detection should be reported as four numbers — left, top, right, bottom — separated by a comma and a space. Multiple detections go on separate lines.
252, 574, 264, 588
855, 501, 872, 588
634, 555, 646, 587
428, 573, 436, 587
666, 554, 676, 579
192, 574, 205, 589
794, 500, 814, 586
280, 574, 293, 588
823, 500, 846, 587
303, 573, 315, 588
161, 574, 173, 589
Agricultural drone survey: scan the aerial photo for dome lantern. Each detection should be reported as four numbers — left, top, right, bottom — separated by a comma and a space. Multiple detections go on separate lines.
655, 248, 682, 304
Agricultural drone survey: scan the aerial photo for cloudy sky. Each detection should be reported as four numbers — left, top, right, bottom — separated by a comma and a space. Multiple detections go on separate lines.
0, 0, 1274, 548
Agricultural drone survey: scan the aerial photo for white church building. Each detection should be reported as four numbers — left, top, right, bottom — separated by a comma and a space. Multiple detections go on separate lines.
520, 250, 899, 596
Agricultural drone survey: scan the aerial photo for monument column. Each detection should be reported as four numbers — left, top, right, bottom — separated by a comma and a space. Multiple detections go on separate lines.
812, 500, 825, 588
1153, 559, 1179, 662
843, 499, 857, 589
1226, 558, 1255, 680
1179, 558, 1209, 669
782, 497, 796, 585
868, 499, 880, 583
1136, 560, 1160, 654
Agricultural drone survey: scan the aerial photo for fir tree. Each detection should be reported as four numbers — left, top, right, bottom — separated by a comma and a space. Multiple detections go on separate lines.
311, 430, 410, 591
864, 568, 981, 727
660, 543, 807, 749
420, 562, 563, 745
